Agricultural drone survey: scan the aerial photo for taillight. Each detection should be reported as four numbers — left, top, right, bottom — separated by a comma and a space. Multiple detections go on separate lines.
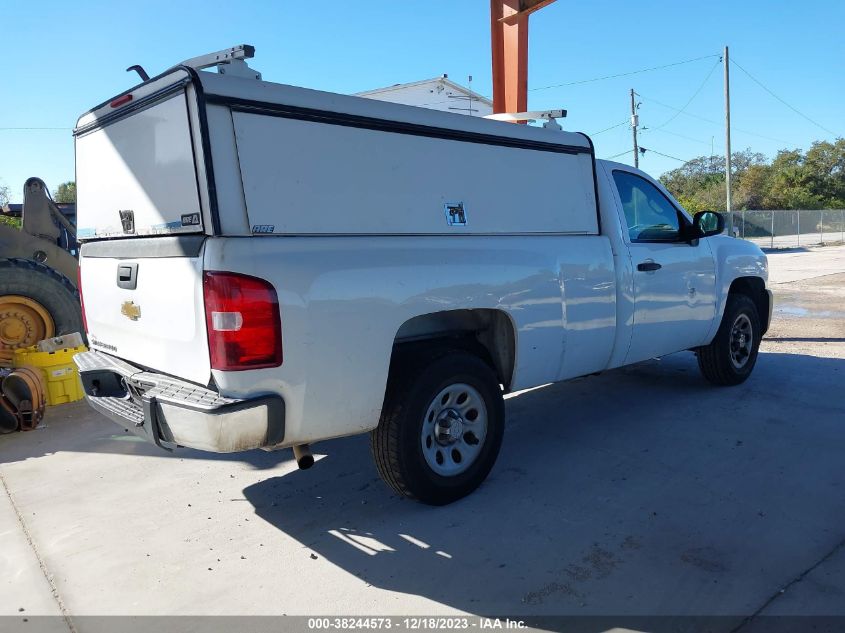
77, 266, 88, 334
203, 271, 282, 371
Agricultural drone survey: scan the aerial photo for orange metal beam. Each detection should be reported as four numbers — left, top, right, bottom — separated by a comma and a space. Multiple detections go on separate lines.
490, 0, 527, 115
490, 0, 557, 116
498, 0, 558, 24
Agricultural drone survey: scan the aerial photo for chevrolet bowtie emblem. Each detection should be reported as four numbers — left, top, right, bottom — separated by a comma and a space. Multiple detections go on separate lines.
121, 301, 141, 321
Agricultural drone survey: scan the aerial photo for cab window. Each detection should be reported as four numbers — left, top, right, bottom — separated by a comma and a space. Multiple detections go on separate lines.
612, 170, 684, 242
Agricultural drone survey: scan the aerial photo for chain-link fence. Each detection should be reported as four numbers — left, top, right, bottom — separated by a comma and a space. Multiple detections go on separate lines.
728, 209, 845, 249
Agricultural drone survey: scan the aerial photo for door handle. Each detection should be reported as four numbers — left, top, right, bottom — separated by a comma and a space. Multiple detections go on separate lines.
116, 263, 139, 289
637, 261, 662, 272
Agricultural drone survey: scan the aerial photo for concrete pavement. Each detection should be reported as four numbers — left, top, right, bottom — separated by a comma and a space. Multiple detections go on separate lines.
1, 245, 844, 627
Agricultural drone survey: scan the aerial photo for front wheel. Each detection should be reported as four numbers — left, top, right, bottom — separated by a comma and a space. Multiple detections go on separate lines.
697, 294, 761, 386
371, 348, 505, 505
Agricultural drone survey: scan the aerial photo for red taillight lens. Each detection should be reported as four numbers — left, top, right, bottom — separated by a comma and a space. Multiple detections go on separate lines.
77, 266, 88, 334
203, 271, 282, 371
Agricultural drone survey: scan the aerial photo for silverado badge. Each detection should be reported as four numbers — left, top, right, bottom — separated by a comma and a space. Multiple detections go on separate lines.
121, 301, 141, 321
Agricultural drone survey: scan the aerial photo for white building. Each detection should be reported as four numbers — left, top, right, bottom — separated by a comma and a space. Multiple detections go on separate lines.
356, 75, 493, 117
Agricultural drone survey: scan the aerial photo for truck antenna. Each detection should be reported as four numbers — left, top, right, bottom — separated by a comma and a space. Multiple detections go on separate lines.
126, 65, 150, 82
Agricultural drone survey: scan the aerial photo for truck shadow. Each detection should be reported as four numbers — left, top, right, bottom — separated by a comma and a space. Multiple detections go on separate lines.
242, 351, 845, 618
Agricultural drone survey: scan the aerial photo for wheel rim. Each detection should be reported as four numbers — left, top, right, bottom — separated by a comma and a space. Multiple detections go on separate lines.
729, 313, 753, 369
0, 295, 55, 351
421, 382, 488, 476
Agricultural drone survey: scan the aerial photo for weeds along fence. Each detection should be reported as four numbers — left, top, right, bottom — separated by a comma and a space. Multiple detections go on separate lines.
729, 209, 845, 249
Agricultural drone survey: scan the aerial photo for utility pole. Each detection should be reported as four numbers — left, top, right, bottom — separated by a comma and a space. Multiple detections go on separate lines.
724, 45, 733, 232
630, 88, 639, 168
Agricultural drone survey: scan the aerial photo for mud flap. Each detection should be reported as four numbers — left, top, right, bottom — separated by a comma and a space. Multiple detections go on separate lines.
141, 396, 176, 451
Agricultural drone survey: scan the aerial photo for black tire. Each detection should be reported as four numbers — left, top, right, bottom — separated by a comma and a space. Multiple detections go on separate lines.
697, 293, 761, 386
371, 348, 505, 505
0, 258, 82, 348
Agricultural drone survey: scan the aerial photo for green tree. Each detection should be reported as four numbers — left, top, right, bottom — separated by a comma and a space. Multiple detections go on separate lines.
734, 163, 771, 210
0, 215, 21, 229
764, 149, 823, 209
660, 140, 845, 211
54, 181, 76, 203
0, 181, 21, 229
802, 139, 845, 207
660, 150, 765, 211
660, 154, 724, 208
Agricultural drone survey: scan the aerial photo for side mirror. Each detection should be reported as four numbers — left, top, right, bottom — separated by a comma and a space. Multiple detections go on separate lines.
693, 211, 725, 238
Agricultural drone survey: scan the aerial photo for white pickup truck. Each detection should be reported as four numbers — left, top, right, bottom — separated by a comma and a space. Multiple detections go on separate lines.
73, 47, 771, 504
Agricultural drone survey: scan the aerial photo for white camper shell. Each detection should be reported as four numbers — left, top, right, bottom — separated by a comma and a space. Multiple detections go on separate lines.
75, 65, 599, 239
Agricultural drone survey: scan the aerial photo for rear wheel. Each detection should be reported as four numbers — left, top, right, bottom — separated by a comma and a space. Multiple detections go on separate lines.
371, 348, 505, 505
0, 258, 81, 362
697, 294, 761, 386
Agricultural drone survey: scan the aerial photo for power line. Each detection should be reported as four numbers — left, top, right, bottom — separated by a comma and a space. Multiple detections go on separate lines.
0, 127, 72, 131
529, 54, 720, 92
638, 93, 721, 125
603, 150, 631, 160
413, 99, 454, 108
636, 93, 795, 145
641, 127, 713, 146
639, 146, 689, 163
730, 57, 837, 136
590, 120, 629, 136
651, 58, 722, 129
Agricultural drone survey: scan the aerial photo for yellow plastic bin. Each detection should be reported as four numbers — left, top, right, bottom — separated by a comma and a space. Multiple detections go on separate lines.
12, 345, 88, 406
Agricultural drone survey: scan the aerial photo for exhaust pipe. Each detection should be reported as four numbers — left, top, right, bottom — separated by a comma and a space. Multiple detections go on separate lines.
292, 444, 314, 470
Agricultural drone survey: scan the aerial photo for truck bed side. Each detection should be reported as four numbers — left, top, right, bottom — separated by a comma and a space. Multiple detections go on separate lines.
204, 234, 616, 446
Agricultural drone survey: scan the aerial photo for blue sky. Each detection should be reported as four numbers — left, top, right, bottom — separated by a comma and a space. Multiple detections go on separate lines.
1, 0, 842, 202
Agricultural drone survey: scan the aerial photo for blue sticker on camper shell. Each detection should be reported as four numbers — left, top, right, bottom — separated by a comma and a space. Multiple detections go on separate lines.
252, 225, 275, 234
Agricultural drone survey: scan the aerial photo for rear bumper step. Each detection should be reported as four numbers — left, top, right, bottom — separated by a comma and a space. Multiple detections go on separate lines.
74, 351, 284, 452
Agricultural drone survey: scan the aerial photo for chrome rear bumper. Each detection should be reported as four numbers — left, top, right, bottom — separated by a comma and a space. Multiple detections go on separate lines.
74, 351, 284, 452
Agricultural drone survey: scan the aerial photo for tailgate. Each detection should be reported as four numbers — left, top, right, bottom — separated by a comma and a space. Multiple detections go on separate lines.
75, 70, 212, 385
79, 238, 211, 385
